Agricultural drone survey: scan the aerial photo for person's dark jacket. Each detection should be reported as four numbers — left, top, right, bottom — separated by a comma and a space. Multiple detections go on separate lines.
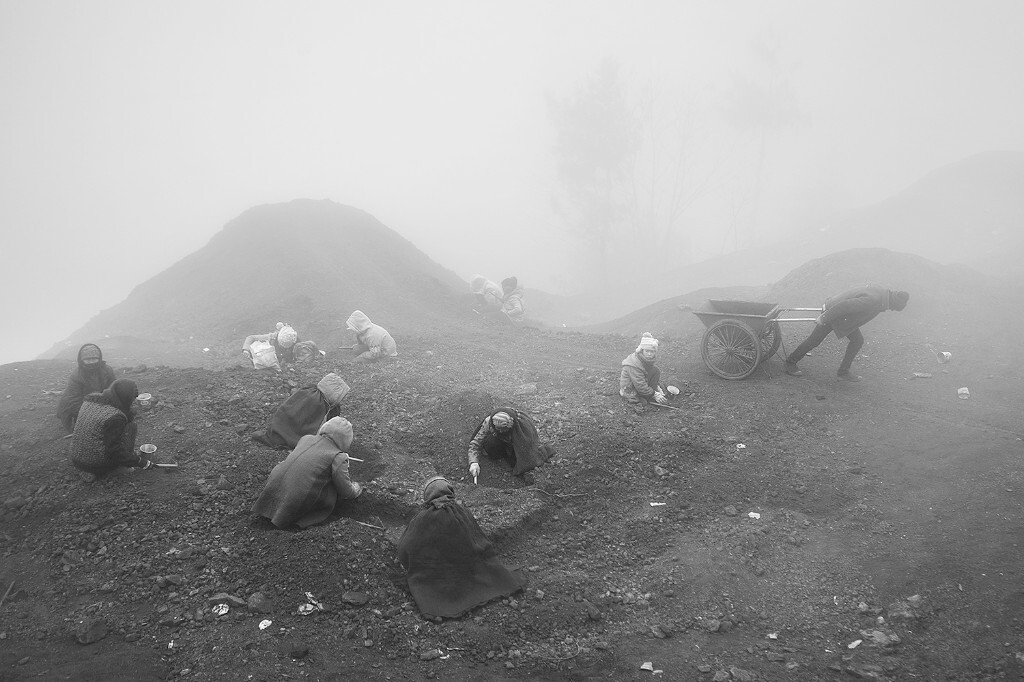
397, 480, 526, 618
467, 407, 554, 476
57, 344, 116, 433
70, 379, 145, 475
821, 286, 895, 339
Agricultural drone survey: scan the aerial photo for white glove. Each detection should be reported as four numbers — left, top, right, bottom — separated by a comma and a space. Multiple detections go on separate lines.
653, 391, 668, 405
469, 463, 480, 478
815, 313, 825, 325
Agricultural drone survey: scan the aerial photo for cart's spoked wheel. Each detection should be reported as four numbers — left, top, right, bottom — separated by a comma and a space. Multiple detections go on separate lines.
760, 320, 781, 361
702, 319, 762, 379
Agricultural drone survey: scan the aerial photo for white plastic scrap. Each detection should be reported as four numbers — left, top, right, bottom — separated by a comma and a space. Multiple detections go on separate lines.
848, 639, 862, 649
297, 604, 317, 616
767, 633, 778, 640
211, 603, 229, 616
641, 662, 654, 671
649, 502, 667, 507
748, 512, 761, 520
304, 592, 325, 610
736, 443, 747, 450
258, 619, 272, 630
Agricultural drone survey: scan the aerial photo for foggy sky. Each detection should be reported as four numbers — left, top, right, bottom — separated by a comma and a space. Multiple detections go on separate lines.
2, 0, 1023, 365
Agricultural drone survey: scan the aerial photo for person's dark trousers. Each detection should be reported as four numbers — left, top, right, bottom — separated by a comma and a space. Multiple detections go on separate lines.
787, 324, 864, 372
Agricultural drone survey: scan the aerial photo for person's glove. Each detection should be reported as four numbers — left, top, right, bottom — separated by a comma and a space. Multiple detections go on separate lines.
140, 458, 153, 469
653, 391, 668, 405
469, 463, 480, 478
815, 313, 824, 326
242, 349, 253, 360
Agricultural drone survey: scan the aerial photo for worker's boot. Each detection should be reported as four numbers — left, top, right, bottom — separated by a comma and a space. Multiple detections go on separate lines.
837, 369, 862, 382
783, 362, 802, 376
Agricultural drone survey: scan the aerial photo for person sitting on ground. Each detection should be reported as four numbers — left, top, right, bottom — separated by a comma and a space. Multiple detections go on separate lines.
57, 343, 117, 433
243, 322, 300, 366
396, 476, 527, 619
70, 378, 150, 477
499, 276, 526, 324
252, 417, 363, 529
467, 407, 555, 480
345, 310, 398, 363
784, 286, 910, 382
620, 332, 669, 409
253, 373, 351, 450
470, 275, 504, 313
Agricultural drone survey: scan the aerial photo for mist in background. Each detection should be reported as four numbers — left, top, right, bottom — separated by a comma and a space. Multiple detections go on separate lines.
2, 0, 1023, 365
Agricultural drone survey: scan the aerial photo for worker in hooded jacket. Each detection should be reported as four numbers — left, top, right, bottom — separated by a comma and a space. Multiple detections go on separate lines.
345, 310, 398, 362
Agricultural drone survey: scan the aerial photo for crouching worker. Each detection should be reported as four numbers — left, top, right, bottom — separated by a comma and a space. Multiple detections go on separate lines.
70, 378, 150, 477
620, 332, 669, 410
252, 417, 362, 529
470, 275, 503, 313
467, 408, 555, 480
57, 343, 117, 433
396, 476, 526, 619
243, 322, 300, 368
345, 310, 398, 363
499, 276, 525, 324
253, 373, 350, 450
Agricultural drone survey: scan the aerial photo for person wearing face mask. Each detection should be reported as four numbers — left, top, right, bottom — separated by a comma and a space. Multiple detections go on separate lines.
57, 343, 118, 433
619, 332, 668, 409
396, 476, 527, 620
467, 408, 554, 480
69, 378, 149, 477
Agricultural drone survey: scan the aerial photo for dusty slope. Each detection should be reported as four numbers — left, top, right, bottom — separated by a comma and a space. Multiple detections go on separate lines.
3, 247, 1024, 681
610, 150, 1024, 322
43, 200, 468, 366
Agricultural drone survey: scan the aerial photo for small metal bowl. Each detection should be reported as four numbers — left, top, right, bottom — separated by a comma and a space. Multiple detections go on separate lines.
140, 444, 157, 455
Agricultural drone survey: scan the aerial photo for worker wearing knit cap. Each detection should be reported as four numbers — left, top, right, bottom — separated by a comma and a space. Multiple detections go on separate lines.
785, 285, 910, 382
243, 323, 302, 366
620, 332, 668, 408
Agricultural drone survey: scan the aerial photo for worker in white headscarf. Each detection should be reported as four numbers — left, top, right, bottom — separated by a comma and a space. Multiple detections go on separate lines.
345, 310, 398, 362
619, 332, 668, 407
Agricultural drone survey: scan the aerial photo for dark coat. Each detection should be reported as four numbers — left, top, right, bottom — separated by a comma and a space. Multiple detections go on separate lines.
253, 387, 340, 450
397, 491, 526, 618
468, 407, 554, 476
57, 344, 116, 433
69, 379, 142, 475
821, 286, 893, 339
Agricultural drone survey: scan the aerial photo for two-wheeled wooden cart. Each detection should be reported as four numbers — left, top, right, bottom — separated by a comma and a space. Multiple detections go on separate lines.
692, 300, 822, 380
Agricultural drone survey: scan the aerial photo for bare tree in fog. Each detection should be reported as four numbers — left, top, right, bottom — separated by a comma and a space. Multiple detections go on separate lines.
630, 81, 718, 264
547, 59, 636, 285
548, 60, 720, 287
722, 34, 801, 249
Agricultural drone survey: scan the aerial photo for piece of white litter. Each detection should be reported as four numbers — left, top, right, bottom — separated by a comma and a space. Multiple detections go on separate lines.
211, 604, 229, 616
259, 620, 272, 630
748, 512, 761, 520
650, 502, 667, 507
640, 662, 655, 671
767, 633, 778, 640
848, 639, 862, 649
297, 604, 317, 616
736, 443, 747, 450
202, 347, 210, 352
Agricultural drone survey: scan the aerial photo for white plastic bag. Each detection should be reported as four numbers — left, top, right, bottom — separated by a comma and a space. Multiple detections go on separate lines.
250, 340, 279, 370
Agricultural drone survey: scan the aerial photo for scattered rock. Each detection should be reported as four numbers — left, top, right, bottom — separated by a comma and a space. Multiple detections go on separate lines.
724, 506, 738, 517
75, 618, 109, 645
419, 648, 442, 661
342, 591, 370, 607
247, 592, 273, 613
730, 666, 757, 682
209, 593, 247, 608
583, 600, 602, 621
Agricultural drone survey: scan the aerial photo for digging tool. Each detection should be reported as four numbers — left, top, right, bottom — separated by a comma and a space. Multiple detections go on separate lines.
348, 456, 364, 462
150, 462, 179, 469
338, 345, 355, 350
649, 402, 680, 410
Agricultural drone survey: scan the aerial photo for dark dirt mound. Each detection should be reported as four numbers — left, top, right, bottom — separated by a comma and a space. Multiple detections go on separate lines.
42, 200, 469, 366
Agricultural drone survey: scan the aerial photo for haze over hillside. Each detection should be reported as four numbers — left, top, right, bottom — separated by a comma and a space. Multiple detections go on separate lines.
43, 200, 467, 362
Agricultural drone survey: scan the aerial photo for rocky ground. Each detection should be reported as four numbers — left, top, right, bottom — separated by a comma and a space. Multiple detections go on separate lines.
2, 306, 1024, 681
